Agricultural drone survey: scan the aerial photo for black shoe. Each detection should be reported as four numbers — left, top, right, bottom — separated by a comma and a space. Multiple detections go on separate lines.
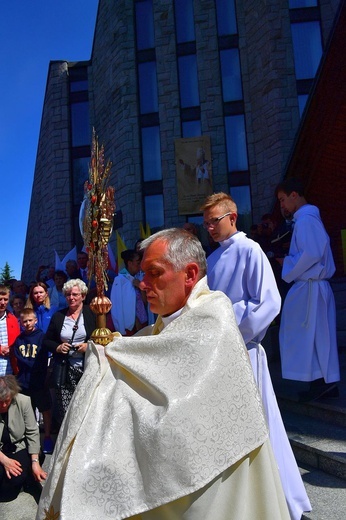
299, 382, 339, 402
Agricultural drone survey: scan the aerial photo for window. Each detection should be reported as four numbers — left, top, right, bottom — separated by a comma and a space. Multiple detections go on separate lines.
69, 66, 88, 93
135, 0, 154, 50
141, 126, 162, 181
175, 0, 195, 43
291, 21, 323, 79
289, 0, 317, 8
144, 194, 164, 230
298, 94, 309, 116
215, 0, 237, 36
230, 186, 252, 233
70, 102, 90, 147
138, 62, 159, 114
182, 120, 202, 137
178, 55, 200, 108
72, 157, 90, 205
70, 80, 88, 93
225, 115, 248, 171
220, 48, 243, 102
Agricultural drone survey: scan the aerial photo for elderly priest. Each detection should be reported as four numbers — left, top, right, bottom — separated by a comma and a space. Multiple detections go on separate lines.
37, 228, 289, 520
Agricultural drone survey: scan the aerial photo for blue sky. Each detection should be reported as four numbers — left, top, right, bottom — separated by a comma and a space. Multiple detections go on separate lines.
0, 0, 99, 280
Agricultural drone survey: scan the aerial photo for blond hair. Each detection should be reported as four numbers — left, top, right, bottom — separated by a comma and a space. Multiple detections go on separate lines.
20, 307, 37, 319
26, 282, 51, 310
200, 192, 238, 214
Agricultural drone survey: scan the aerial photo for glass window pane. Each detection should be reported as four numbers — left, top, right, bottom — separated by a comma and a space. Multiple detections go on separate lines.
178, 55, 200, 108
72, 157, 90, 205
70, 80, 88, 92
298, 94, 309, 117
182, 120, 202, 137
138, 62, 159, 114
289, 0, 317, 8
187, 216, 203, 224
225, 115, 248, 171
291, 22, 323, 80
144, 194, 164, 230
135, 0, 155, 50
220, 48, 243, 102
215, 0, 237, 36
230, 186, 252, 233
141, 126, 162, 181
175, 0, 195, 43
70, 102, 90, 147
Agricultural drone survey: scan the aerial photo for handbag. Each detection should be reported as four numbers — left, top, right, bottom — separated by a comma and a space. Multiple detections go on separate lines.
52, 311, 82, 389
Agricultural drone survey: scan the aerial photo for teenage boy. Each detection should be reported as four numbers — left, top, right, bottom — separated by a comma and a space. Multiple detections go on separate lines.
13, 308, 54, 454
275, 178, 340, 400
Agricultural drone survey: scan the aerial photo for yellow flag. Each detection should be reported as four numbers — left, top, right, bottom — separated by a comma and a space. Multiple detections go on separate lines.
145, 222, 151, 238
116, 231, 127, 272
139, 223, 146, 240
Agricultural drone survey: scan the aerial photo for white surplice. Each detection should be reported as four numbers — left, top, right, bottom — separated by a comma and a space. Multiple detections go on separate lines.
207, 232, 311, 520
110, 272, 136, 334
37, 278, 289, 520
280, 204, 340, 383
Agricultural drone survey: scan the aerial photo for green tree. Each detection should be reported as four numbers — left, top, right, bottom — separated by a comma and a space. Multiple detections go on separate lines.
0, 262, 14, 285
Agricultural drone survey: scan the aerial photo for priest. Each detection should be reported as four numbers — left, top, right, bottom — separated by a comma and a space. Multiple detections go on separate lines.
37, 228, 289, 520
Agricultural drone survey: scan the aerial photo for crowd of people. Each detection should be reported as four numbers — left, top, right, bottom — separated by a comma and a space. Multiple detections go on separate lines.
0, 181, 340, 519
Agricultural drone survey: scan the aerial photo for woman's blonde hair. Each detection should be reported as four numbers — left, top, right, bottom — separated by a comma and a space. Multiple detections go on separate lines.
26, 282, 51, 310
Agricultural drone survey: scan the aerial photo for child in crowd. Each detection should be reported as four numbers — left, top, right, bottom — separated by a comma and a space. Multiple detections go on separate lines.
13, 308, 54, 454
9, 294, 26, 330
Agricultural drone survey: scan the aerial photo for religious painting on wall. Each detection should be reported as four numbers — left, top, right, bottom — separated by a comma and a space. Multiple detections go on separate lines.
175, 135, 213, 214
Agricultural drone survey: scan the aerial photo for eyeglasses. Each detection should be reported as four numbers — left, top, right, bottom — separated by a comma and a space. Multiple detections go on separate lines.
203, 212, 231, 229
65, 293, 82, 298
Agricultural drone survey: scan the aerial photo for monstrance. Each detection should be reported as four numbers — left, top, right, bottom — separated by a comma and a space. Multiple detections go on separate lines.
81, 128, 116, 346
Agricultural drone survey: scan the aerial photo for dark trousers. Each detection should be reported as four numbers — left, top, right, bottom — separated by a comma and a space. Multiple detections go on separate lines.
0, 449, 31, 497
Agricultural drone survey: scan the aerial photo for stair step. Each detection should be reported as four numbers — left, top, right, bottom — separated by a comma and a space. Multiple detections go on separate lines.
281, 409, 346, 481
299, 463, 346, 520
278, 394, 346, 428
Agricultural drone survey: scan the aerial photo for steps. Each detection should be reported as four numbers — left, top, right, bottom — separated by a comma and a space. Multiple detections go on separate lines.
269, 349, 346, 483
268, 348, 346, 518
300, 464, 346, 520
280, 405, 346, 481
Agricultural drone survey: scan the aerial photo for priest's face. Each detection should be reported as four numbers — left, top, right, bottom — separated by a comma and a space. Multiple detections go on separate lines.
140, 240, 191, 316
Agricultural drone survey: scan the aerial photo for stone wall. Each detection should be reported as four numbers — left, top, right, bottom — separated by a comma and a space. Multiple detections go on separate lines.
237, 0, 300, 222
22, 61, 73, 282
89, 0, 142, 251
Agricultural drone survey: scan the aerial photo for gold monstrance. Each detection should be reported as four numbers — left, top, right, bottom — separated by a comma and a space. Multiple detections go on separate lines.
82, 128, 115, 345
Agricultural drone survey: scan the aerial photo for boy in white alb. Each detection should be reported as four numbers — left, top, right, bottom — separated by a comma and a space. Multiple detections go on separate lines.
202, 192, 311, 520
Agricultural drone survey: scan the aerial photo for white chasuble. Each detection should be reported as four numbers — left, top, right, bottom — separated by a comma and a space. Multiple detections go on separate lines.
37, 278, 289, 520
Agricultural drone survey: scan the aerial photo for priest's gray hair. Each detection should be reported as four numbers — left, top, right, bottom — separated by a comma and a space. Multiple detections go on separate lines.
140, 228, 207, 276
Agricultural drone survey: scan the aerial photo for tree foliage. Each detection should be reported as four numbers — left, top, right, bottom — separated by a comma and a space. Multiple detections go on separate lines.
0, 262, 14, 285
